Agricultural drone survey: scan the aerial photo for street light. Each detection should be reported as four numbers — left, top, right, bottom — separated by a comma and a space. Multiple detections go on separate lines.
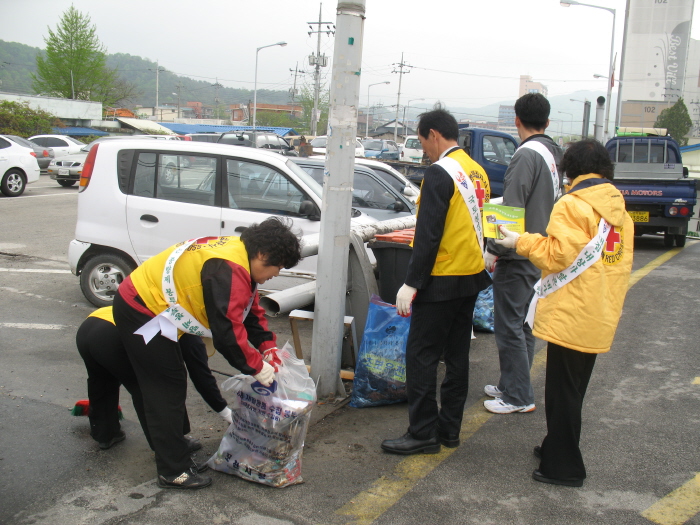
561, 1, 616, 141
558, 111, 574, 138
253, 41, 287, 131
594, 74, 623, 134
402, 98, 425, 137
365, 81, 390, 138
172, 92, 180, 120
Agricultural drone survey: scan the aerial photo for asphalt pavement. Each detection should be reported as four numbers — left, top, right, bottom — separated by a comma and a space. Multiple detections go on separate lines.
1, 175, 699, 525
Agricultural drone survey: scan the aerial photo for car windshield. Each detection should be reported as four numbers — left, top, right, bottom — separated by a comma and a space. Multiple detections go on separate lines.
405, 138, 422, 149
363, 140, 383, 150
285, 159, 323, 199
310, 137, 327, 147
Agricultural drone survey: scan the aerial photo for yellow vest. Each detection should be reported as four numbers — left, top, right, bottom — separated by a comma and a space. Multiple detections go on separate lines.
415, 148, 490, 276
89, 306, 115, 324
130, 237, 250, 328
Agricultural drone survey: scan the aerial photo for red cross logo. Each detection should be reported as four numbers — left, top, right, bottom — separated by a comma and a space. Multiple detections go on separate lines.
196, 236, 218, 244
474, 179, 486, 208
605, 227, 620, 252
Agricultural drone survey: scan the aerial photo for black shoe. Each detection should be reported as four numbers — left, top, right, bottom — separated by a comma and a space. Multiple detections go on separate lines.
158, 467, 212, 490
381, 432, 441, 455
185, 436, 202, 453
437, 429, 460, 448
99, 430, 126, 450
191, 455, 209, 473
532, 469, 583, 487
534, 445, 542, 459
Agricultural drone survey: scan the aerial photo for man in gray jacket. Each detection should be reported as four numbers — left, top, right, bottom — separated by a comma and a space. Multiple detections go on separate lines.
483, 93, 563, 414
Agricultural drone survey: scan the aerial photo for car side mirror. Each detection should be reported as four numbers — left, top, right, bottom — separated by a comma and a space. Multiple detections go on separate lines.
299, 199, 321, 220
391, 199, 407, 212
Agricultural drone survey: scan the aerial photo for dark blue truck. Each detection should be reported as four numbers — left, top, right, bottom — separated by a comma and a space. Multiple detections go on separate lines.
385, 126, 518, 197
605, 135, 696, 247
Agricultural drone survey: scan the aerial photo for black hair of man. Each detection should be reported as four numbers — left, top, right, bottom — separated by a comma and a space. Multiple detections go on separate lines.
417, 104, 459, 141
240, 217, 303, 269
514, 93, 550, 131
560, 139, 614, 181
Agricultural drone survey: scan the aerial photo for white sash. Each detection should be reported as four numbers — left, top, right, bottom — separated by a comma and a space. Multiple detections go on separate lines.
517, 141, 561, 200
525, 218, 611, 328
435, 156, 484, 259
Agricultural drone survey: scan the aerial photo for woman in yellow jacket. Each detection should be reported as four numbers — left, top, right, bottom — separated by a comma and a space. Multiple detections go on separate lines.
496, 139, 634, 487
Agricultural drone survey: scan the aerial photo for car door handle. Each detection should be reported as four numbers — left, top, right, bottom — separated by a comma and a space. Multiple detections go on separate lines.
140, 214, 159, 223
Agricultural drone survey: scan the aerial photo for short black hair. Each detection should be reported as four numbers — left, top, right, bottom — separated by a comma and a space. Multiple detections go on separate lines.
240, 217, 302, 268
417, 103, 459, 141
560, 139, 614, 181
514, 93, 550, 130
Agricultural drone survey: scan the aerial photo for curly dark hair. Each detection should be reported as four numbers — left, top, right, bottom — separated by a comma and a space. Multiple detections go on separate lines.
560, 139, 615, 181
514, 93, 550, 130
240, 217, 303, 268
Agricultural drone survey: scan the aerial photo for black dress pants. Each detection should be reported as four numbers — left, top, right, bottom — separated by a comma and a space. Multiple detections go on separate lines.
539, 342, 597, 481
406, 295, 477, 440
112, 291, 192, 477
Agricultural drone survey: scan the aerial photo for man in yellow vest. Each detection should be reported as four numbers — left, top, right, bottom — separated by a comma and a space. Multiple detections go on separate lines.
381, 106, 492, 455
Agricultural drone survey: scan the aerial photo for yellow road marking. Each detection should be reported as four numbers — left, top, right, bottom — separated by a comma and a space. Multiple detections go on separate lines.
336, 248, 682, 524
692, 377, 700, 385
641, 474, 700, 525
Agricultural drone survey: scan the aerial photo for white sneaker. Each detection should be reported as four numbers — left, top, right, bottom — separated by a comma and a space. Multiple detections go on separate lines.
484, 398, 536, 414
484, 385, 503, 398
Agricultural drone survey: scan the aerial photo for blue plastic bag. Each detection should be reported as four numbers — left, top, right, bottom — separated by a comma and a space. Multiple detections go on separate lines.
472, 273, 494, 333
350, 295, 410, 408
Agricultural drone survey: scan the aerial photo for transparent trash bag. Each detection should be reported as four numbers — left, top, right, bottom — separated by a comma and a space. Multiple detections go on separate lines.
208, 342, 316, 487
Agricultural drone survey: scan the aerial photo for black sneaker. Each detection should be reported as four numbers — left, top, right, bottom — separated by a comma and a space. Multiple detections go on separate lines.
158, 467, 212, 490
99, 430, 126, 450
185, 436, 202, 453
191, 454, 209, 473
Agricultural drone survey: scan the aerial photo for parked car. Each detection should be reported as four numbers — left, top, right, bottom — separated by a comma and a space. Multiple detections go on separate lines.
0, 135, 41, 197
46, 135, 160, 187
290, 157, 415, 222
400, 135, 423, 163
217, 131, 298, 156
3, 135, 54, 169
310, 135, 365, 157
361, 139, 400, 160
354, 157, 420, 203
29, 134, 85, 157
68, 140, 377, 306
187, 133, 221, 143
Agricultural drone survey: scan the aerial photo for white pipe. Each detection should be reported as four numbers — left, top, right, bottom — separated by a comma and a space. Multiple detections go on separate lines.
260, 280, 316, 317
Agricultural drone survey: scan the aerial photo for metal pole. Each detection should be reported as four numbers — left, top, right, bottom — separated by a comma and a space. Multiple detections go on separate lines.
312, 3, 323, 136
604, 10, 616, 141
394, 52, 403, 143
311, 0, 365, 398
615, 0, 631, 131
365, 81, 389, 138
253, 42, 287, 131
155, 60, 159, 118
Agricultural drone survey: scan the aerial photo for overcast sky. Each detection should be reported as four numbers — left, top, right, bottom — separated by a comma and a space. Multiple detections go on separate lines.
2, 0, 700, 120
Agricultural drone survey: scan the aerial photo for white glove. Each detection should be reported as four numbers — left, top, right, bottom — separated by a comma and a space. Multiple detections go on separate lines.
484, 251, 498, 272
253, 361, 275, 387
218, 406, 232, 424
494, 226, 521, 249
396, 284, 417, 317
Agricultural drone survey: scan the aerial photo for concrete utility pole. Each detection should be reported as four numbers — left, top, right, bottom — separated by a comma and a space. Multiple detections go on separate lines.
174, 82, 183, 119
311, 0, 365, 398
594, 96, 605, 142
212, 79, 223, 120
392, 53, 411, 142
289, 63, 307, 108
151, 60, 165, 118
308, 3, 335, 136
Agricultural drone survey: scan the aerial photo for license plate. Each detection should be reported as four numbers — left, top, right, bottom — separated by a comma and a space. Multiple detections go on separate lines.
58, 168, 69, 176
629, 211, 649, 222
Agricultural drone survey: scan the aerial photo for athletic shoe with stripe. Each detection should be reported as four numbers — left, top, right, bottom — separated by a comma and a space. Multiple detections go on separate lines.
483, 384, 503, 398
484, 398, 536, 414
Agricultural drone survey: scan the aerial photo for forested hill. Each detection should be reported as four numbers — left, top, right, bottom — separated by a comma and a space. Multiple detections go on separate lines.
0, 39, 289, 108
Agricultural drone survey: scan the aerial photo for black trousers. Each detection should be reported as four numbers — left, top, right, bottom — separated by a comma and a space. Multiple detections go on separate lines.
406, 295, 477, 440
112, 292, 192, 477
539, 342, 597, 481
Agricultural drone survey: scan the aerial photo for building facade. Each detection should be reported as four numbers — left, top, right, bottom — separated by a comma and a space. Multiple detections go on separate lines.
519, 75, 548, 97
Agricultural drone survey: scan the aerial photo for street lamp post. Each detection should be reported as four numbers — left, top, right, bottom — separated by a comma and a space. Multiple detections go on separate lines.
253, 41, 287, 131
594, 74, 623, 134
402, 98, 424, 137
558, 111, 574, 139
365, 81, 390, 138
561, 1, 616, 141
172, 92, 180, 120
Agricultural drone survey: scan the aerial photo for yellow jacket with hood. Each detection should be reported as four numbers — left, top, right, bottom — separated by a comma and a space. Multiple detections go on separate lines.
516, 174, 634, 353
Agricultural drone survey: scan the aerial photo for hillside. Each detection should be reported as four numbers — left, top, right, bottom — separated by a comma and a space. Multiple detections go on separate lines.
0, 39, 289, 108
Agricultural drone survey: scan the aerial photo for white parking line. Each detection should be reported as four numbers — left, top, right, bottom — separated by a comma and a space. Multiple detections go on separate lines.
2, 192, 78, 199
0, 268, 72, 273
0, 322, 67, 329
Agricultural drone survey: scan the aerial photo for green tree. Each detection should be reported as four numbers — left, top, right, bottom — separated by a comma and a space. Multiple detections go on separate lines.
255, 110, 298, 129
299, 83, 329, 136
654, 97, 693, 146
32, 6, 136, 106
0, 100, 62, 136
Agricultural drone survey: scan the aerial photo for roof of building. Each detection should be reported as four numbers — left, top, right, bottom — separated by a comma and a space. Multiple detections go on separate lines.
51, 126, 109, 137
158, 123, 299, 137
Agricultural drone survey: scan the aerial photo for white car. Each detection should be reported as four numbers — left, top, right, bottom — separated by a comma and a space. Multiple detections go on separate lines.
68, 139, 377, 306
0, 135, 41, 197
354, 157, 420, 203
310, 135, 365, 157
29, 134, 86, 157
400, 135, 423, 163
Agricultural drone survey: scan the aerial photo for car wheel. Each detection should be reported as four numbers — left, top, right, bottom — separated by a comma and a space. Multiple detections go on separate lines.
57, 180, 76, 187
161, 162, 177, 184
663, 231, 674, 247
80, 253, 137, 307
1, 169, 27, 197
675, 234, 687, 247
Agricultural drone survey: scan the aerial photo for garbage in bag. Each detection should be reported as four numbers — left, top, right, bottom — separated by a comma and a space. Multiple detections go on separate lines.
208, 342, 316, 487
472, 272, 494, 333
350, 295, 410, 408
